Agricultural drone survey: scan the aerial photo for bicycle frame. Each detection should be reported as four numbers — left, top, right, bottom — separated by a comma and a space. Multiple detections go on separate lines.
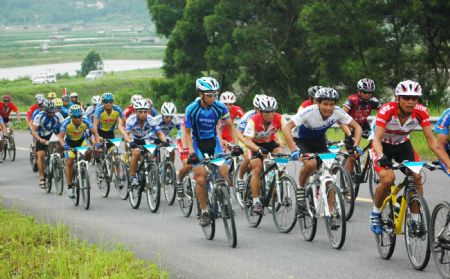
260, 154, 291, 208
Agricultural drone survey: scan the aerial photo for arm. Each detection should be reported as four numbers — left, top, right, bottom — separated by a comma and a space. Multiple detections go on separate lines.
31, 124, 44, 143
1, 123, 6, 135
435, 134, 450, 170
372, 125, 385, 157
223, 117, 239, 145
58, 131, 66, 147
116, 117, 125, 134
281, 120, 298, 152
90, 127, 101, 145
11, 103, 20, 121
185, 127, 194, 153
422, 125, 437, 155
346, 119, 362, 147
156, 130, 167, 143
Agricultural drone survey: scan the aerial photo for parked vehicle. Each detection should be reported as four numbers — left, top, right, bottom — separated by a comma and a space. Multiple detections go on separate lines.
32, 73, 56, 84
86, 70, 103, 81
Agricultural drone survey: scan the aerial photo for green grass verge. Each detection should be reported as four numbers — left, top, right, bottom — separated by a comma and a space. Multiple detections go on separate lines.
0, 205, 167, 278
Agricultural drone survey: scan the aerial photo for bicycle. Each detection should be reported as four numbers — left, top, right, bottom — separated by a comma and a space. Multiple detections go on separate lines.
195, 154, 237, 248
69, 146, 91, 210
29, 143, 38, 172
230, 154, 247, 209
374, 161, 435, 270
2, 122, 16, 161
177, 170, 196, 217
156, 145, 177, 205
128, 144, 160, 213
43, 140, 64, 195
243, 153, 298, 233
95, 138, 129, 200
297, 152, 347, 249
429, 162, 450, 278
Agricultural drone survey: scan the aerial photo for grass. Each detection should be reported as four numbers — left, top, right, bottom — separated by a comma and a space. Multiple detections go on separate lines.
0, 204, 167, 278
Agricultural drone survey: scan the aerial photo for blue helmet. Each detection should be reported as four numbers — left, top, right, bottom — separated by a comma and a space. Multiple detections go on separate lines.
101, 92, 114, 102
69, 105, 83, 117
195, 77, 220, 92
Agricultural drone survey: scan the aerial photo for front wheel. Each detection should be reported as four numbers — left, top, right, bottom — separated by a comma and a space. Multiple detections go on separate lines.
375, 199, 396, 259
368, 160, 379, 201
298, 185, 317, 241
45, 160, 53, 194
429, 201, 450, 279
80, 163, 91, 210
97, 160, 110, 198
404, 194, 431, 270
331, 163, 354, 221
178, 175, 194, 217
232, 162, 247, 209
53, 157, 64, 195
272, 175, 297, 233
243, 174, 263, 228
114, 160, 129, 200
146, 164, 161, 213
324, 183, 346, 249
162, 161, 177, 205
72, 177, 80, 207
218, 184, 237, 248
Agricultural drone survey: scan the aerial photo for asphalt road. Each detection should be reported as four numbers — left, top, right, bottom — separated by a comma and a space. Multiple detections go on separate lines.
0, 132, 448, 279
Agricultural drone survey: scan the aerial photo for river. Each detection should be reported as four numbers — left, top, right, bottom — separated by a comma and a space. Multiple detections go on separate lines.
0, 59, 163, 80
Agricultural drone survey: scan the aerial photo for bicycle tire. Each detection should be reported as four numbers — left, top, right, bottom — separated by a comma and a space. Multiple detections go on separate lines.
97, 160, 110, 198
232, 162, 246, 209
368, 160, 379, 201
114, 159, 129, 200
45, 161, 52, 194
331, 163, 354, 221
404, 194, 431, 270
30, 144, 38, 173
298, 185, 317, 241
375, 199, 396, 259
243, 174, 263, 228
9, 136, 15, 161
272, 175, 297, 233
162, 161, 177, 205
72, 177, 80, 206
146, 164, 161, 213
430, 201, 450, 279
201, 204, 216, 240
218, 184, 237, 247
80, 163, 90, 210
129, 180, 142, 209
178, 175, 194, 217
325, 183, 346, 249
353, 157, 362, 198
53, 157, 64, 195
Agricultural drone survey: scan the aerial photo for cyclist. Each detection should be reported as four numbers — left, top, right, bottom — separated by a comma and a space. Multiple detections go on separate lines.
0, 116, 6, 158
0, 95, 20, 135
26, 94, 44, 128
124, 94, 143, 119
175, 118, 192, 195
47, 92, 56, 101
85, 95, 101, 122
434, 108, 450, 175
59, 105, 100, 198
185, 77, 242, 227
150, 102, 181, 158
370, 80, 437, 235
30, 98, 46, 127
123, 99, 168, 187
31, 100, 65, 188
62, 95, 72, 110
218, 91, 245, 149
282, 87, 362, 224
53, 98, 68, 118
242, 96, 290, 214
70, 92, 83, 109
146, 98, 159, 117
343, 78, 381, 176
297, 86, 322, 112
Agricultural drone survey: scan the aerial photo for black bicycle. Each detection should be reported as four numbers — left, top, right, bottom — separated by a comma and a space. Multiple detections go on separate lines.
69, 146, 91, 210
43, 141, 64, 195
156, 145, 177, 205
177, 171, 195, 217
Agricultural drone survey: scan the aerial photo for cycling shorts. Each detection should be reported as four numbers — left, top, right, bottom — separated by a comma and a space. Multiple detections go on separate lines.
65, 138, 89, 159
99, 129, 115, 150
294, 136, 328, 154
250, 141, 280, 157
36, 134, 52, 152
372, 140, 420, 174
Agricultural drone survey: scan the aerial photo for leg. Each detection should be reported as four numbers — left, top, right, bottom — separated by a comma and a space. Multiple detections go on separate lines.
219, 163, 232, 186
36, 150, 46, 187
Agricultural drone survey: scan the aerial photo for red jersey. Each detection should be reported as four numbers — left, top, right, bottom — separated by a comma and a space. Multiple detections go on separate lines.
26, 104, 39, 122
343, 94, 381, 125
300, 99, 313, 109
376, 102, 430, 145
221, 105, 244, 142
0, 102, 18, 119
124, 105, 134, 118
243, 112, 285, 143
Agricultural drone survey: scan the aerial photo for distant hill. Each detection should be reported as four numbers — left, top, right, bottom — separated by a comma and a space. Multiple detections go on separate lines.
0, 0, 151, 25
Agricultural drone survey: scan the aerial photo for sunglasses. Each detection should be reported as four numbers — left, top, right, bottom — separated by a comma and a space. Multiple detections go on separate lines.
136, 110, 147, 113
401, 96, 419, 101
360, 91, 373, 94
203, 92, 217, 98
103, 101, 113, 104
71, 116, 82, 119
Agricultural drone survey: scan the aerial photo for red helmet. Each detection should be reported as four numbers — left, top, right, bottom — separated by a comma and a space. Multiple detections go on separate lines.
2, 95, 11, 101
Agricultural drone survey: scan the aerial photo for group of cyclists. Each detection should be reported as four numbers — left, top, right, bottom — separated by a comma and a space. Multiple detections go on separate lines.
1, 76, 450, 270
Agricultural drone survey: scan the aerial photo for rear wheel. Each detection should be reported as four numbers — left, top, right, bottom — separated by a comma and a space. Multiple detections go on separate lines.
272, 175, 297, 233
368, 160, 379, 201
331, 163, 354, 221
243, 174, 263, 228
430, 201, 450, 279
114, 160, 129, 200
45, 161, 52, 193
53, 158, 64, 195
325, 183, 346, 249
162, 161, 177, 205
96, 160, 110, 198
298, 185, 317, 241
218, 184, 237, 247
80, 164, 91, 210
129, 179, 142, 209
232, 162, 247, 209
72, 177, 80, 207
146, 164, 161, 213
178, 176, 194, 217
375, 199, 396, 259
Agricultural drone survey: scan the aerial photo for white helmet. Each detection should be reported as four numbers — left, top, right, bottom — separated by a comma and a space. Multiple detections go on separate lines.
161, 102, 177, 116
252, 94, 266, 109
130, 94, 143, 104
315, 87, 339, 101
133, 99, 150, 110
196, 77, 220, 92
91, 95, 101, 105
395, 80, 422, 96
259, 96, 278, 112
70, 92, 78, 98
219, 91, 236, 104
35, 93, 44, 100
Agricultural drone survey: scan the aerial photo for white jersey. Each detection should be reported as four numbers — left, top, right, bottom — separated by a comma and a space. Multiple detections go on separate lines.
237, 109, 256, 132
149, 114, 182, 139
125, 114, 160, 140
32, 111, 65, 137
85, 105, 97, 121
291, 104, 352, 140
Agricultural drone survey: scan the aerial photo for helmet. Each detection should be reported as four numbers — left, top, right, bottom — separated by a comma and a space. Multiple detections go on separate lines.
307, 86, 323, 98
219, 91, 236, 104
101, 92, 114, 102
69, 105, 83, 117
133, 99, 150, 110
61, 95, 70, 102
259, 96, 278, 112
52, 98, 63, 107
47, 92, 56, 99
130, 94, 143, 104
70, 92, 78, 98
145, 98, 153, 107
161, 102, 177, 116
252, 94, 266, 109
196, 77, 220, 92
37, 97, 46, 105
395, 80, 422, 96
91, 95, 101, 105
2, 95, 11, 101
357, 78, 376, 93
315, 87, 339, 101
35, 93, 44, 100
43, 99, 56, 112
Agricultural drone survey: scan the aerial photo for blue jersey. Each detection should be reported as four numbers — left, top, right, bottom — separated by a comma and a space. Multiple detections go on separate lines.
185, 100, 230, 140
125, 114, 160, 140
32, 111, 65, 137
59, 107, 69, 118
31, 109, 42, 121
0, 116, 3, 124
150, 107, 159, 117
150, 114, 181, 139
435, 108, 450, 150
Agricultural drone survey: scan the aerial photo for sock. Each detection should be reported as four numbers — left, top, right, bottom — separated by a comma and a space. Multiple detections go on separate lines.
411, 213, 420, 222
372, 206, 381, 214
201, 209, 208, 214
253, 197, 260, 204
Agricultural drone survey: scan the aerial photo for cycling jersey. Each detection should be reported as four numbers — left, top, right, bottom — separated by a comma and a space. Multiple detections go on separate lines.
291, 105, 353, 140
243, 113, 285, 143
343, 94, 381, 125
0, 116, 3, 124
32, 111, 64, 137
0, 102, 18, 120
299, 99, 313, 110
125, 114, 160, 140
185, 99, 230, 141
85, 105, 97, 121
237, 110, 257, 132
150, 114, 181, 139
435, 108, 450, 150
375, 102, 430, 145
220, 105, 244, 142
94, 104, 124, 132
60, 117, 93, 141
26, 104, 39, 122
31, 109, 42, 121
124, 105, 159, 118
59, 107, 69, 118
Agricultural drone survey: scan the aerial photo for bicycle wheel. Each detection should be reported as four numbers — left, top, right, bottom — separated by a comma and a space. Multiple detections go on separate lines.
178, 176, 194, 217
96, 161, 110, 198
331, 163, 354, 221
53, 157, 64, 195
45, 162, 52, 193
129, 179, 142, 209
243, 174, 263, 228
114, 159, 129, 200
72, 178, 80, 206
146, 164, 161, 213
30, 144, 38, 172
298, 185, 317, 241
324, 183, 346, 249
368, 160, 379, 201
430, 201, 450, 279
162, 161, 177, 205
404, 194, 431, 270
217, 184, 237, 247
79, 163, 91, 210
232, 162, 246, 209
272, 175, 297, 233
375, 199, 396, 259
6, 136, 16, 161
353, 157, 362, 198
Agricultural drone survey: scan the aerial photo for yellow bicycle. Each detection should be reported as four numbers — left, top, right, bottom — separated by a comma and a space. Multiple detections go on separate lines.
375, 161, 435, 270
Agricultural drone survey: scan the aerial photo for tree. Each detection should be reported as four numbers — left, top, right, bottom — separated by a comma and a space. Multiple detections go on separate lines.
81, 51, 103, 77
147, 0, 186, 37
